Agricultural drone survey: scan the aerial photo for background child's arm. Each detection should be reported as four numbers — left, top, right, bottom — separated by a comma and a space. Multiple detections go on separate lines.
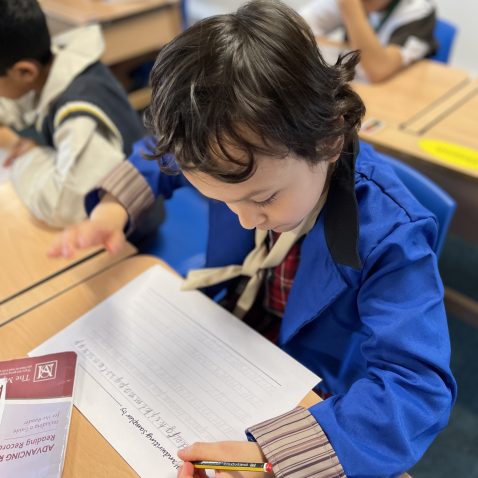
0, 127, 37, 166
299, 0, 343, 37
0, 125, 21, 150
11, 115, 125, 227
338, 0, 404, 82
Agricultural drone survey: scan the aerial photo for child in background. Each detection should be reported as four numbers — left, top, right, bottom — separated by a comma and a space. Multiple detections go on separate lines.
50, 1, 455, 476
300, 0, 437, 82
0, 0, 144, 227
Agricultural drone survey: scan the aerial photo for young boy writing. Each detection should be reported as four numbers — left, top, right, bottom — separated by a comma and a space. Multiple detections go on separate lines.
0, 0, 144, 227
50, 1, 455, 476
300, 0, 437, 82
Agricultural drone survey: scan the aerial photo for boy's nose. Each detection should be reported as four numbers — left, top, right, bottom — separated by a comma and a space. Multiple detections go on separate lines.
228, 203, 267, 230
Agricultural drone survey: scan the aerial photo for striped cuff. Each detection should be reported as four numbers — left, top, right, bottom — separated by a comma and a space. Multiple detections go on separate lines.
99, 160, 154, 234
247, 407, 345, 478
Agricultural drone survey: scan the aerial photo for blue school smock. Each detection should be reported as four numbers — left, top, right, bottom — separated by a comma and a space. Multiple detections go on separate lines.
92, 137, 456, 477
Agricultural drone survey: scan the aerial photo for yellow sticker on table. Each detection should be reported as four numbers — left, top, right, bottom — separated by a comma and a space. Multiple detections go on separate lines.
419, 139, 478, 170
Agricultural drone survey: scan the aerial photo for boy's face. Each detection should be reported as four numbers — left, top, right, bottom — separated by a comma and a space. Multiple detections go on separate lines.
0, 74, 30, 99
0, 61, 41, 99
183, 149, 337, 233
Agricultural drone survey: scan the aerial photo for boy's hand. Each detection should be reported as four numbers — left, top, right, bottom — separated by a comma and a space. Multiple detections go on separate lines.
177, 441, 271, 478
48, 194, 129, 258
47, 219, 127, 258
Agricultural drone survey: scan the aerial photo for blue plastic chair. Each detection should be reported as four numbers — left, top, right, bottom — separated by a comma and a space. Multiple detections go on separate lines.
377, 153, 456, 256
139, 186, 209, 276
430, 18, 457, 64
180, 0, 188, 29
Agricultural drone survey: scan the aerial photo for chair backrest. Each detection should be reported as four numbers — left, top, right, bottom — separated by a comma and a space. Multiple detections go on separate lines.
377, 153, 456, 256
430, 18, 457, 64
180, 0, 188, 28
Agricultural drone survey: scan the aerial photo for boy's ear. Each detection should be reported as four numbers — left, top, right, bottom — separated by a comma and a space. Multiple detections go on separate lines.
328, 152, 341, 164
326, 135, 345, 164
8, 61, 41, 85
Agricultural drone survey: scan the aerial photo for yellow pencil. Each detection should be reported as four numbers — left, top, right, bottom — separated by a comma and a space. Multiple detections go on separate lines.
192, 461, 273, 472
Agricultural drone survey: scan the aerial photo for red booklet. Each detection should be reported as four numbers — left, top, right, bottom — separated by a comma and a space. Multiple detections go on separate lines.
0, 352, 77, 478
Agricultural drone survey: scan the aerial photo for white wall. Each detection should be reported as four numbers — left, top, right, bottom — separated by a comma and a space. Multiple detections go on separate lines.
187, 0, 477, 74
186, 0, 309, 27
435, 0, 478, 74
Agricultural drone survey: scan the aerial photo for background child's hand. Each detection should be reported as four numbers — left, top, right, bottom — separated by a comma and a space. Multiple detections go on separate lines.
177, 441, 271, 478
48, 194, 129, 258
0, 125, 19, 150
3, 136, 38, 167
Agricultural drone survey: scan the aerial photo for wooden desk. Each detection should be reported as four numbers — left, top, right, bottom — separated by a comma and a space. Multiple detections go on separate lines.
40, 0, 181, 65
0, 182, 137, 322
356, 61, 478, 178
0, 256, 315, 476
356, 60, 470, 130
400, 78, 478, 174
0, 256, 159, 477
0, 244, 136, 324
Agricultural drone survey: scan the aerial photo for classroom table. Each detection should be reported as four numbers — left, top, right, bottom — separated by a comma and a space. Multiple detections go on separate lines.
39, 0, 182, 66
0, 181, 137, 323
356, 64, 478, 180
0, 255, 320, 477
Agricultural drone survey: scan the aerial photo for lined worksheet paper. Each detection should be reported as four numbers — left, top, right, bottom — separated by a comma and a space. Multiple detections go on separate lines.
32, 266, 320, 478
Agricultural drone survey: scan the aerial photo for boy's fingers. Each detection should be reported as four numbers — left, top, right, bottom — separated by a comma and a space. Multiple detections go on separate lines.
177, 462, 207, 478
47, 233, 65, 257
47, 221, 122, 258
177, 462, 192, 477
105, 229, 126, 255
60, 227, 79, 258
75, 223, 101, 249
48, 233, 71, 259
179, 441, 264, 462
178, 442, 220, 462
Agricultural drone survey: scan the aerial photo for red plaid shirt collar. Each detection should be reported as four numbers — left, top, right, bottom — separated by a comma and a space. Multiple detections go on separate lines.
264, 231, 302, 317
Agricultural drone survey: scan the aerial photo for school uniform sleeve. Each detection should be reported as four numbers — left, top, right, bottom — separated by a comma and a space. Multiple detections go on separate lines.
85, 140, 190, 234
389, 10, 437, 65
247, 407, 345, 478
11, 114, 124, 227
299, 0, 343, 37
247, 217, 455, 477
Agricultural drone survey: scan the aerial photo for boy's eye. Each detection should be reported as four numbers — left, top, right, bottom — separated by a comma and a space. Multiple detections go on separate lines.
254, 193, 278, 208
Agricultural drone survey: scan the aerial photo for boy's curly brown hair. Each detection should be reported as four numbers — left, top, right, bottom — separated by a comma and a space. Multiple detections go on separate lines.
145, 0, 365, 182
